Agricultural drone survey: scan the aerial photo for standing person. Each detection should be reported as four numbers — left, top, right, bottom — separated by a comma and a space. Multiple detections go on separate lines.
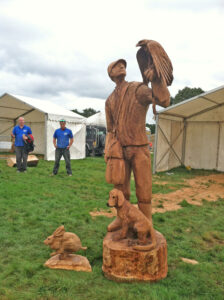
52, 119, 73, 176
105, 59, 170, 221
11, 117, 32, 173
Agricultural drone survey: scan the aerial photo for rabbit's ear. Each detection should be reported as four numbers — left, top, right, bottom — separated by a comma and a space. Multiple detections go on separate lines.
53, 225, 65, 237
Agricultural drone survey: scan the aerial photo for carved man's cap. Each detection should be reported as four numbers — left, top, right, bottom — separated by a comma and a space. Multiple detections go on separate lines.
107, 59, 127, 81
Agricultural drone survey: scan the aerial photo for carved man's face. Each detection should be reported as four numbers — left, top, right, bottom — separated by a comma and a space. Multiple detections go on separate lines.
110, 62, 126, 79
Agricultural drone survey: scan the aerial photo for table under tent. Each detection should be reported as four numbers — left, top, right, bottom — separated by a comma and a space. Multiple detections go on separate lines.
153, 85, 224, 173
0, 93, 86, 160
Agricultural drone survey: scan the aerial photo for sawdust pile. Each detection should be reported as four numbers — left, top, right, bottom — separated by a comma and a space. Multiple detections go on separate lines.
90, 174, 224, 218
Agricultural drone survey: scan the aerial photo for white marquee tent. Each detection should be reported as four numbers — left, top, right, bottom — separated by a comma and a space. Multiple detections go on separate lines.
153, 85, 224, 173
0, 93, 86, 160
86, 111, 106, 127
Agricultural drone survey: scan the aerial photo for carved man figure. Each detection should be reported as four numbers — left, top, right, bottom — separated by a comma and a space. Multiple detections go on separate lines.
105, 59, 170, 221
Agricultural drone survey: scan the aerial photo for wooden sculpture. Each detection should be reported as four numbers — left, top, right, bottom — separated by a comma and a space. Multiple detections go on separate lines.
103, 39, 172, 282
107, 189, 156, 251
44, 225, 91, 272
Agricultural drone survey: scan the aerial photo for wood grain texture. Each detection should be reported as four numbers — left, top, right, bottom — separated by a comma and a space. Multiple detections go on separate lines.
102, 231, 168, 282
44, 254, 92, 272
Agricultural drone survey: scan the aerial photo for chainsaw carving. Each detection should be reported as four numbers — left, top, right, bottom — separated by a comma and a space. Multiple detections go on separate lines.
103, 39, 172, 282
44, 225, 87, 259
44, 225, 91, 272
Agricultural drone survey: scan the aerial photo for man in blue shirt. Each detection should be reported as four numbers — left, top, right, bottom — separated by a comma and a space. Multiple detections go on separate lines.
11, 117, 32, 172
52, 119, 74, 176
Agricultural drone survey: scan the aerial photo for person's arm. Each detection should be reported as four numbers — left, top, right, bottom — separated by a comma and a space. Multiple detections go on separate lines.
67, 138, 73, 149
136, 84, 153, 106
67, 130, 73, 149
53, 130, 57, 148
23, 126, 32, 140
136, 84, 170, 108
105, 99, 113, 133
28, 127, 32, 134
11, 127, 15, 138
104, 99, 114, 162
53, 138, 57, 148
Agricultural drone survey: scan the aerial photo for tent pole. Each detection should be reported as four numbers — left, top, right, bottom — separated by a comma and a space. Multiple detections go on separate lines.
162, 112, 184, 119
0, 124, 14, 135
0, 105, 28, 111
0, 117, 14, 120
153, 114, 159, 174
186, 103, 224, 120
14, 108, 35, 120
181, 120, 187, 165
216, 122, 221, 170
155, 125, 183, 169
44, 114, 48, 160
201, 96, 219, 105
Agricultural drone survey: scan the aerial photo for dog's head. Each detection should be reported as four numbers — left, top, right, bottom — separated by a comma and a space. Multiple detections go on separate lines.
107, 189, 125, 208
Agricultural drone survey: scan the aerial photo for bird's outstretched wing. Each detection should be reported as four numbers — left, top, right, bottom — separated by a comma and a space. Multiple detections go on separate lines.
136, 39, 173, 86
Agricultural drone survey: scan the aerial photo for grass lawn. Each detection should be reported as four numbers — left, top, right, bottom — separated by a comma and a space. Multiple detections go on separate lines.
0, 156, 223, 300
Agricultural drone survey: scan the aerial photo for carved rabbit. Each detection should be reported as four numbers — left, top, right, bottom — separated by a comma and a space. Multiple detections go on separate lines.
44, 225, 87, 259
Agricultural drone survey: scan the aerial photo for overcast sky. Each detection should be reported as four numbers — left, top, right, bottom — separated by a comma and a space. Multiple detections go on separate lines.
0, 0, 223, 123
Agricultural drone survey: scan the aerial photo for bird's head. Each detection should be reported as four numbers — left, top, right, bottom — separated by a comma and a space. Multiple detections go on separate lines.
136, 39, 149, 47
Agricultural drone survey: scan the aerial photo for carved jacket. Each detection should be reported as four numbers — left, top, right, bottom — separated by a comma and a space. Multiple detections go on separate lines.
105, 81, 153, 147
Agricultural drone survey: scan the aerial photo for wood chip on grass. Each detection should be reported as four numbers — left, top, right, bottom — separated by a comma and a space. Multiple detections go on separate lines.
181, 257, 199, 265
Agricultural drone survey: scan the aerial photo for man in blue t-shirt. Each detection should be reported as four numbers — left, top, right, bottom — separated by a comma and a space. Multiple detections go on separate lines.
52, 119, 74, 176
11, 117, 32, 172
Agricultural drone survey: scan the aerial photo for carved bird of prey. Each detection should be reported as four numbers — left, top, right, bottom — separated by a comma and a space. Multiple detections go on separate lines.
136, 39, 173, 114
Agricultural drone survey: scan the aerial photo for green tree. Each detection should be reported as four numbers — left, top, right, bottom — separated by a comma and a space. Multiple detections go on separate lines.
72, 108, 99, 117
171, 87, 204, 105
146, 123, 155, 134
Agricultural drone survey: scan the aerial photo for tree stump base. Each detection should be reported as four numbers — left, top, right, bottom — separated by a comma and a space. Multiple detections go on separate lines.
102, 230, 167, 282
44, 254, 92, 272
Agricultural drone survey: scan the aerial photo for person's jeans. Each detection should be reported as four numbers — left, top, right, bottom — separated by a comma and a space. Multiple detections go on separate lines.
15, 146, 28, 171
53, 148, 72, 175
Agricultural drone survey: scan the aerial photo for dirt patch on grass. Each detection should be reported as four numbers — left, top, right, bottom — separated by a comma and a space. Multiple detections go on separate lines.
153, 181, 169, 185
90, 208, 117, 218
153, 173, 224, 213
90, 174, 224, 217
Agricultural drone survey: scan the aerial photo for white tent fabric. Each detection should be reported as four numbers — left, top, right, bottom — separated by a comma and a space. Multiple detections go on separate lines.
86, 111, 106, 127
0, 93, 86, 160
153, 85, 224, 173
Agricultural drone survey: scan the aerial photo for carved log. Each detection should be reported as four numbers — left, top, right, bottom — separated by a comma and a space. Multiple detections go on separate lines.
44, 254, 92, 272
102, 230, 167, 282
7, 155, 39, 167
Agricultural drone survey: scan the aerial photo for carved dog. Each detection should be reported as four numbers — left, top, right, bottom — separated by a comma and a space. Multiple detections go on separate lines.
44, 225, 87, 259
107, 189, 156, 251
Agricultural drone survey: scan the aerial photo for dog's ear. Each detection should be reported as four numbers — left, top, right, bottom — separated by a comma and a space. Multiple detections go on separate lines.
117, 190, 125, 207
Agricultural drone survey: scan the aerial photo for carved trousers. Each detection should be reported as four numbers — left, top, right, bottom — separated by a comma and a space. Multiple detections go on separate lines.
115, 145, 152, 205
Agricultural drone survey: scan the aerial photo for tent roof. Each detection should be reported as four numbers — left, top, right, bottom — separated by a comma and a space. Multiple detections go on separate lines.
0, 93, 86, 122
157, 85, 224, 120
86, 111, 106, 127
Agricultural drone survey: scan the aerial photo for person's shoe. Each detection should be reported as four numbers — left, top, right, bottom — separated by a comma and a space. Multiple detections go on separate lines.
50, 173, 56, 176
23, 170, 27, 173
17, 170, 21, 173
68, 174, 72, 177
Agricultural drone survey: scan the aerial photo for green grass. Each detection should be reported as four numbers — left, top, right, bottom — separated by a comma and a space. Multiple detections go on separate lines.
0, 157, 223, 300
